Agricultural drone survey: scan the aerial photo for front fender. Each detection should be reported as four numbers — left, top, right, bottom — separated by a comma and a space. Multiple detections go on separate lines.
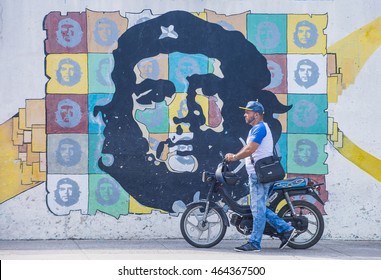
186, 201, 230, 227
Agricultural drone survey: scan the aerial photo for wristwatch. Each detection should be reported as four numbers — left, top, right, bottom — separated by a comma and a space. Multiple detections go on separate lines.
233, 154, 237, 160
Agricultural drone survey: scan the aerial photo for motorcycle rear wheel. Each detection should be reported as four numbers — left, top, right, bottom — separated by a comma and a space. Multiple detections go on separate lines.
278, 200, 324, 249
180, 202, 227, 248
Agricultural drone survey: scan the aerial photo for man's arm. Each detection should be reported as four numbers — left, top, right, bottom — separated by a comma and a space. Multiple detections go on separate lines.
225, 141, 259, 162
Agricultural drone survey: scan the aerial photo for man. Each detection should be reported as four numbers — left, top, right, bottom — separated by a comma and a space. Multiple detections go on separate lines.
55, 98, 82, 128
294, 138, 318, 167
293, 20, 318, 48
225, 101, 296, 252
292, 99, 318, 128
56, 18, 83, 48
255, 21, 280, 50
56, 137, 82, 167
95, 177, 121, 206
56, 58, 82, 86
265, 60, 283, 90
54, 177, 80, 207
294, 59, 319, 89
93, 17, 119, 46
96, 57, 114, 87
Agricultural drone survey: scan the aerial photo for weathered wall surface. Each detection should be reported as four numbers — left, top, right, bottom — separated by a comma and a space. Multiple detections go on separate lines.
0, 0, 380, 240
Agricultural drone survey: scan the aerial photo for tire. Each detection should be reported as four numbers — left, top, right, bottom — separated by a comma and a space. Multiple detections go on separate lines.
180, 202, 227, 248
278, 200, 324, 249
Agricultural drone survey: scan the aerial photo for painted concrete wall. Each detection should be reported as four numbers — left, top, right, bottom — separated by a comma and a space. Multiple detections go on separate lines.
0, 0, 380, 240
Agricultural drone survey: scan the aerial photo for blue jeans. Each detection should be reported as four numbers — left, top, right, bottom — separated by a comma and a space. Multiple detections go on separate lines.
248, 172, 294, 249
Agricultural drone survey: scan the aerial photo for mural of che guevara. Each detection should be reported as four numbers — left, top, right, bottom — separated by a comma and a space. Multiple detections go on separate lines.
95, 11, 291, 212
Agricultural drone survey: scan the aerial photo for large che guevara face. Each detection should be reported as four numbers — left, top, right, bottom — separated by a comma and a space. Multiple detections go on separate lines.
94, 11, 290, 212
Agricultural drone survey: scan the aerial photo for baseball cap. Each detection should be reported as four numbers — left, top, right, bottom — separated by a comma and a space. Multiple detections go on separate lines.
239, 101, 264, 114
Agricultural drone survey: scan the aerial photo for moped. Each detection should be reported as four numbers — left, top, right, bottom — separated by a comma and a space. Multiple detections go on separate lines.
180, 158, 325, 249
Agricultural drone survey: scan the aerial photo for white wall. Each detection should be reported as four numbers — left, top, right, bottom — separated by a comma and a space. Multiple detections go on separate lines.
0, 0, 380, 240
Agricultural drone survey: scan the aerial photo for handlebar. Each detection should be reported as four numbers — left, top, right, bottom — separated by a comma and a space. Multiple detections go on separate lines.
219, 151, 224, 159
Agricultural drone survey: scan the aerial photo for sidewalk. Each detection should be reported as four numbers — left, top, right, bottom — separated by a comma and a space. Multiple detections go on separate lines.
1, 239, 380, 260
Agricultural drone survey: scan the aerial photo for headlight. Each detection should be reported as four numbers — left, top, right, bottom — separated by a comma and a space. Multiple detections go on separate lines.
202, 171, 214, 182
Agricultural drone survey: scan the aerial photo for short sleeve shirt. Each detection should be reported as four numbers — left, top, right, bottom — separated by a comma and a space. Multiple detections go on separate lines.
245, 122, 274, 174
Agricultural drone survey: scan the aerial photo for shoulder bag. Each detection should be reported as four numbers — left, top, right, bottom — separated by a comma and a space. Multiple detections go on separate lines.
251, 148, 285, 183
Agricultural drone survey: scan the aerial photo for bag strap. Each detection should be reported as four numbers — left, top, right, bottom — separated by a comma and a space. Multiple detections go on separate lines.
250, 146, 278, 166
250, 154, 255, 165
273, 146, 279, 157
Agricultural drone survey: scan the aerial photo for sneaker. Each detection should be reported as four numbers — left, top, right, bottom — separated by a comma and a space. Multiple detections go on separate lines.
279, 228, 297, 249
234, 242, 261, 252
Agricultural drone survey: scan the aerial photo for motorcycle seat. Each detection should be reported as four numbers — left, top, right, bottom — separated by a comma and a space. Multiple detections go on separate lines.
273, 177, 308, 189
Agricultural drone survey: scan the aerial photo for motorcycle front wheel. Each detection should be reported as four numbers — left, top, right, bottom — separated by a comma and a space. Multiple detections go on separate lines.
180, 202, 227, 248
279, 200, 324, 249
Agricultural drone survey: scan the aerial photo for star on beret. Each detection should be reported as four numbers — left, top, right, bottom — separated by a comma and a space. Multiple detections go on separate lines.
159, 25, 178, 39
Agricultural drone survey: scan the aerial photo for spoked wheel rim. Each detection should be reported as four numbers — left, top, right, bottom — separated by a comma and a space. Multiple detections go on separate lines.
280, 201, 324, 248
182, 205, 225, 246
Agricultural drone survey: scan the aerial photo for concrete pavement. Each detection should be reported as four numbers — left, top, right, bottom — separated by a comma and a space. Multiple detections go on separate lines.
1, 239, 380, 260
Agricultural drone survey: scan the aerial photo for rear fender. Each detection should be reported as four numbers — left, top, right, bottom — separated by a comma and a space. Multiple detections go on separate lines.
268, 189, 324, 213
287, 189, 325, 205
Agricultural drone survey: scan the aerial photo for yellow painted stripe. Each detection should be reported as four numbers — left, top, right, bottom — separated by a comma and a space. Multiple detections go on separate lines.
328, 16, 381, 89
0, 119, 41, 203
335, 135, 381, 182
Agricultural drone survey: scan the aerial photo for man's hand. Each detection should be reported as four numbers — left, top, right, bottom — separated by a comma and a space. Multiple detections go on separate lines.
225, 153, 236, 162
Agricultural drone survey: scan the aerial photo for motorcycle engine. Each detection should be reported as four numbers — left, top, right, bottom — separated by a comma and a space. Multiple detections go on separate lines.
230, 214, 252, 235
